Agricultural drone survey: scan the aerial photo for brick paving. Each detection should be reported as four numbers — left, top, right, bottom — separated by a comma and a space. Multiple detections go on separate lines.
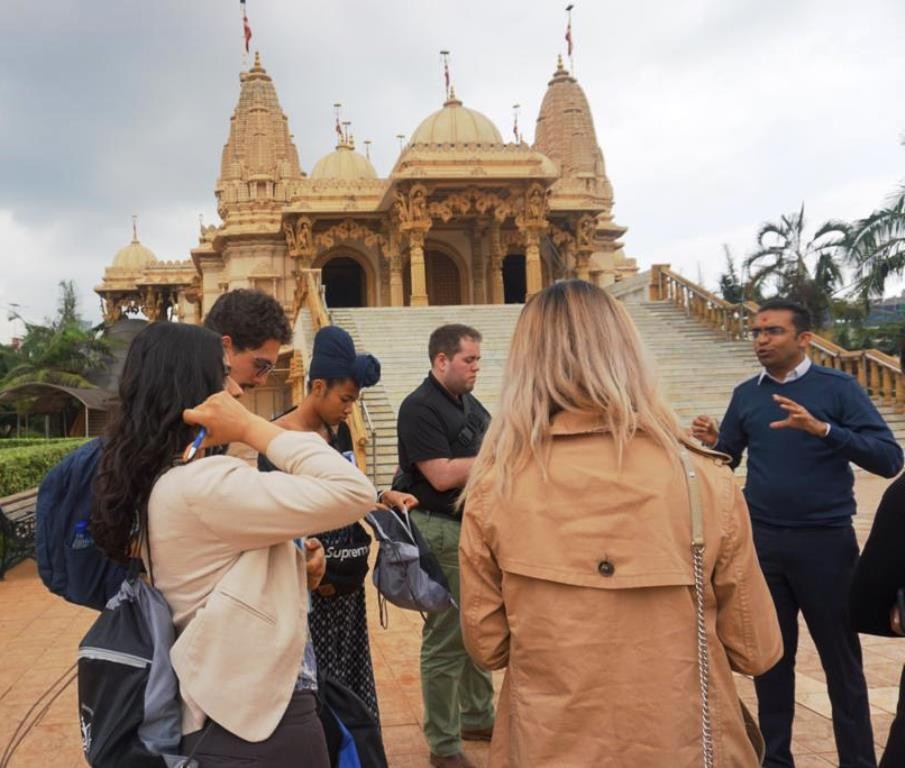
0, 473, 900, 766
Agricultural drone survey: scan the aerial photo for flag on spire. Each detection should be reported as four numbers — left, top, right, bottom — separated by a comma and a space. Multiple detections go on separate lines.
565, 4, 574, 59
334, 103, 343, 141
440, 50, 451, 99
512, 104, 521, 143
241, 0, 252, 54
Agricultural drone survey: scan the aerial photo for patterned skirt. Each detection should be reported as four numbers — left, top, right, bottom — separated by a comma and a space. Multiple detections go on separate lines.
309, 587, 380, 721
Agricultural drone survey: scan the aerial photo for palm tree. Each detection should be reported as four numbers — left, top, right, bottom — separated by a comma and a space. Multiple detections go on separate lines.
0, 282, 110, 391
743, 204, 848, 327
843, 186, 905, 305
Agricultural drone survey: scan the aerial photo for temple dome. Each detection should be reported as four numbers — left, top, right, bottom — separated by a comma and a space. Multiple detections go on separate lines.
310, 142, 378, 180
533, 57, 606, 178
112, 237, 156, 270
410, 90, 503, 145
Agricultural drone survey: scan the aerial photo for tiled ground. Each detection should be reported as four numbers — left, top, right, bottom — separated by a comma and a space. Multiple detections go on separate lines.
0, 473, 901, 766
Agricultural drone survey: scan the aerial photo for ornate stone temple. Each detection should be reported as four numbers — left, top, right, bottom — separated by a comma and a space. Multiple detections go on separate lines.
95, 52, 635, 320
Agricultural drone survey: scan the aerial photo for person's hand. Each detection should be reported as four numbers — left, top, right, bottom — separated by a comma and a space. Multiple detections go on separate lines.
305, 538, 326, 591
691, 415, 719, 447
183, 390, 279, 451
769, 395, 829, 437
378, 489, 418, 512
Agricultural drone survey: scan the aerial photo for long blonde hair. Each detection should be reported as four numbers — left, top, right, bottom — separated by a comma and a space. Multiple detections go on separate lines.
463, 279, 684, 504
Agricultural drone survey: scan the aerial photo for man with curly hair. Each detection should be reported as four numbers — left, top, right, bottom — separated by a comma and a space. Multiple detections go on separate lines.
204, 289, 293, 389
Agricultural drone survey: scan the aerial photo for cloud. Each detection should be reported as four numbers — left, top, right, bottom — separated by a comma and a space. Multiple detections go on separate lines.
1, 0, 904, 343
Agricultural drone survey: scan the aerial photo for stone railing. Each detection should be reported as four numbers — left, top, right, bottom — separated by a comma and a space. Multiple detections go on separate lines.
294, 269, 371, 472
650, 264, 905, 408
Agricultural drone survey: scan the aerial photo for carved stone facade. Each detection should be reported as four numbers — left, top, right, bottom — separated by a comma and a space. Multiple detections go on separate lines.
95, 52, 636, 324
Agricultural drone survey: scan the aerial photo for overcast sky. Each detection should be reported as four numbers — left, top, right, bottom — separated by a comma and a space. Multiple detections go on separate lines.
2, 0, 904, 342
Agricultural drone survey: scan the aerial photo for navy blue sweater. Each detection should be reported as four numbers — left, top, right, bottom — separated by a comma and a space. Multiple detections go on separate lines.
715, 364, 903, 526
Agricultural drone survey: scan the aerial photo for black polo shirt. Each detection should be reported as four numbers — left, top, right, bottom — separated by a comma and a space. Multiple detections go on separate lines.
396, 373, 490, 518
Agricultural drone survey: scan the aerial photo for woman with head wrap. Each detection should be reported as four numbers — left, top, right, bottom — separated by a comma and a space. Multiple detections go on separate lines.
258, 325, 417, 726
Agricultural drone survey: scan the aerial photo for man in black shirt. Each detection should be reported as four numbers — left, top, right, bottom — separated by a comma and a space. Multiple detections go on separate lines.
396, 324, 494, 768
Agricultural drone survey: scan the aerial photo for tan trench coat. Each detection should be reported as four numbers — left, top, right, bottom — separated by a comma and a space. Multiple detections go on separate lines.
460, 412, 782, 767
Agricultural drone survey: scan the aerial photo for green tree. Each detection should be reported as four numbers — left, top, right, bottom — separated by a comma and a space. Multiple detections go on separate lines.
0, 282, 110, 390
844, 186, 905, 305
743, 204, 847, 328
717, 246, 745, 303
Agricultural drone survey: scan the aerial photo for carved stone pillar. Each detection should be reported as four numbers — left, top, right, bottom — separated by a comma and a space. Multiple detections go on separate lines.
389, 254, 404, 307
517, 183, 549, 299
408, 229, 429, 307
575, 213, 596, 283
488, 223, 504, 305
394, 184, 432, 307
523, 228, 543, 298
470, 224, 486, 304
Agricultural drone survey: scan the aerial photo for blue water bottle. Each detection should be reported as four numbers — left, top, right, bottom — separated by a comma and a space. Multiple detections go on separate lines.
71, 519, 93, 550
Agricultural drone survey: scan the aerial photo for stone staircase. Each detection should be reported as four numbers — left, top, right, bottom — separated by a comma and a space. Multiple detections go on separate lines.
299, 287, 905, 489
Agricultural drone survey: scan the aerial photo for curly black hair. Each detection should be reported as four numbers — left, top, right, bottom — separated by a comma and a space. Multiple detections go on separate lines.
204, 289, 292, 350
91, 322, 226, 563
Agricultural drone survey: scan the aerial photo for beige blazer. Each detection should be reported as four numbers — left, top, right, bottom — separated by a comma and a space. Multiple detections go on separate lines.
145, 431, 375, 742
460, 411, 782, 767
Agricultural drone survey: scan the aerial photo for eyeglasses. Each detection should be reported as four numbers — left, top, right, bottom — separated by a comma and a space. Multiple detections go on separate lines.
749, 326, 789, 340
252, 357, 276, 376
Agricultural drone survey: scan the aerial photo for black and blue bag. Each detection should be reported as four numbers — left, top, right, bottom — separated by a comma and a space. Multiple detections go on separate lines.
35, 438, 127, 609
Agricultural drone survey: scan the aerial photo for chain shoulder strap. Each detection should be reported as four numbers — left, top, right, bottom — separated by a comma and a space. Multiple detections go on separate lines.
679, 446, 715, 768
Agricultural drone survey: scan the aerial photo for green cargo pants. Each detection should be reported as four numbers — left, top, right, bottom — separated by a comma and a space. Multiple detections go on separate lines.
412, 510, 495, 757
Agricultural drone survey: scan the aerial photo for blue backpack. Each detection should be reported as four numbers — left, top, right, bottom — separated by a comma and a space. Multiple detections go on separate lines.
35, 438, 127, 610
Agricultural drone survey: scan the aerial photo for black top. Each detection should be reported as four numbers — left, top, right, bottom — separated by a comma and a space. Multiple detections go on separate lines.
850, 474, 905, 636
396, 373, 490, 518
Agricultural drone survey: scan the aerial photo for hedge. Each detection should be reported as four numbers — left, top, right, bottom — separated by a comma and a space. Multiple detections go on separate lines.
0, 439, 89, 497
0, 438, 87, 451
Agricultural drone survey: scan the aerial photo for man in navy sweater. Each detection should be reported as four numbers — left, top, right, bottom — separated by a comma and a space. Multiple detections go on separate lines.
693, 298, 902, 768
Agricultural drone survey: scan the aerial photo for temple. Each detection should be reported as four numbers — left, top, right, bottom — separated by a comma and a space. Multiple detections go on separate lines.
95, 52, 635, 322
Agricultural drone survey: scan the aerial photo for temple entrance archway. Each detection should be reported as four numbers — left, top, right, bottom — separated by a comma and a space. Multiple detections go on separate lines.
503, 254, 526, 304
320, 255, 366, 308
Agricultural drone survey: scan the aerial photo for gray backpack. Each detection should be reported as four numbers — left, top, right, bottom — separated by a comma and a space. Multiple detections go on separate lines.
364, 507, 456, 627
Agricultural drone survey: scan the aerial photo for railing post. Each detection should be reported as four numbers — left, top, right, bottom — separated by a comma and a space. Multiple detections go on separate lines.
650, 264, 667, 301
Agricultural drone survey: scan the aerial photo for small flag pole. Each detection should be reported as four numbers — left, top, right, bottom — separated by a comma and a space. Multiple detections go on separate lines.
342, 121, 351, 146
565, 4, 574, 74
364, 140, 372, 160
512, 104, 521, 143
396, 134, 406, 152
440, 50, 451, 101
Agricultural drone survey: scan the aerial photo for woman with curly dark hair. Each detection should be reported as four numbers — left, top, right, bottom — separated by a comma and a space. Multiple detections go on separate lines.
91, 321, 375, 766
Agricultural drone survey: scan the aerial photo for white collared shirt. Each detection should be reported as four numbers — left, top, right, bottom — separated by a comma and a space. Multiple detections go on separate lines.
757, 355, 811, 386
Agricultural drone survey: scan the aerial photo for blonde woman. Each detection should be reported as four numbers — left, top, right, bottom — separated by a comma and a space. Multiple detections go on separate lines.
458, 280, 783, 767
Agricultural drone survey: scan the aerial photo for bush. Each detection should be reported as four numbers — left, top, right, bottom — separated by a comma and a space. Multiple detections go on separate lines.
0, 438, 87, 451
0, 440, 88, 497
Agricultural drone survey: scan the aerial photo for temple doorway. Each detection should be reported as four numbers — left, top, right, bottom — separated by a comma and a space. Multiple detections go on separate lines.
503, 254, 526, 303
322, 256, 365, 308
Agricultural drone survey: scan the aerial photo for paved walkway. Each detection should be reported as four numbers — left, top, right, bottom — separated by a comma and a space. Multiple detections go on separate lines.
0, 474, 901, 766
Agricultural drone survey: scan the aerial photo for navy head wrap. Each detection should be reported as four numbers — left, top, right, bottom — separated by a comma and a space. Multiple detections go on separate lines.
309, 326, 381, 388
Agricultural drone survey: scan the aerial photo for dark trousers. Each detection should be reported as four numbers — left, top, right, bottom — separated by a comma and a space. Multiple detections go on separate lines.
181, 689, 329, 767
752, 522, 876, 768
